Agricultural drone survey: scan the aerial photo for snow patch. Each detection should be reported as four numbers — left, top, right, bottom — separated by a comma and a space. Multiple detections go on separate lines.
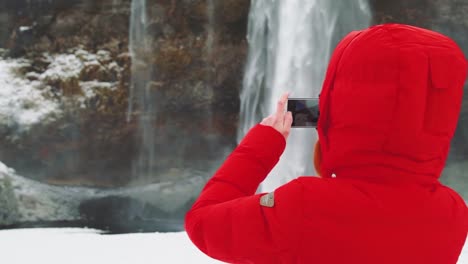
41, 49, 113, 82
0, 228, 465, 264
41, 53, 83, 81
0, 48, 121, 132
0, 229, 223, 264
78, 81, 117, 108
0, 161, 16, 175
19, 26, 32, 32
0, 59, 60, 132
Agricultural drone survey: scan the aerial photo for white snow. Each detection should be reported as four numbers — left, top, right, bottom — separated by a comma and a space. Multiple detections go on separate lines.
0, 59, 60, 131
80, 81, 116, 96
42, 49, 113, 82
40, 50, 121, 109
0, 49, 121, 132
41, 53, 83, 81
0, 160, 16, 175
19, 26, 32, 32
461, 247, 468, 264
0, 229, 222, 264
0, 228, 465, 264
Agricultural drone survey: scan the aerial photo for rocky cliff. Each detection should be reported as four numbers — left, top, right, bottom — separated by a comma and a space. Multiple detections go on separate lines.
0, 0, 249, 187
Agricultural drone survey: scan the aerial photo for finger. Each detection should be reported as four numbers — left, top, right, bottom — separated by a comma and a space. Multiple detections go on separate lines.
275, 92, 289, 122
284, 111, 293, 128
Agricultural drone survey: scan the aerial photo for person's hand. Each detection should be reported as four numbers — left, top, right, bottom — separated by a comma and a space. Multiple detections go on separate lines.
260, 92, 293, 140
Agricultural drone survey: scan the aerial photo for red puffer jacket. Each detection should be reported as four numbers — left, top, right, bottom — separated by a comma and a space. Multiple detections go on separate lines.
185, 24, 468, 264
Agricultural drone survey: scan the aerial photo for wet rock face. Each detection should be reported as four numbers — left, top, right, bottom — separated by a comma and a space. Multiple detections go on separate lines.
78, 195, 189, 233
0, 0, 250, 187
0, 0, 129, 55
369, 0, 435, 27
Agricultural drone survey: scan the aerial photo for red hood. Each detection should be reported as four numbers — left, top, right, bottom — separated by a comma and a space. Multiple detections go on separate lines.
317, 24, 467, 182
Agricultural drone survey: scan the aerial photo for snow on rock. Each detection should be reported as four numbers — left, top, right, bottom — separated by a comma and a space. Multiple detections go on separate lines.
39, 49, 121, 110
79, 80, 117, 108
0, 59, 60, 132
40, 53, 83, 81
0, 161, 204, 227
0, 48, 121, 132
41, 49, 117, 85
0, 161, 95, 222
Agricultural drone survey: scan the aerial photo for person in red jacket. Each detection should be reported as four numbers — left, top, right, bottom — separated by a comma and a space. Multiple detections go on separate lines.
185, 23, 468, 264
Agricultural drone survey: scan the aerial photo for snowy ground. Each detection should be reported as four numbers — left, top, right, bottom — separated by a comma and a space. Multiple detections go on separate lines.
0, 228, 466, 264
0, 228, 222, 264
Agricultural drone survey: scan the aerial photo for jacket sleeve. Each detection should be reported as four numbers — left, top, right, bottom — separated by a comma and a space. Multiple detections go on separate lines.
185, 124, 303, 263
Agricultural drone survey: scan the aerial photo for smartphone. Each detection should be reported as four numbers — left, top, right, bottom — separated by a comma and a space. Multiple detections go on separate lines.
287, 98, 319, 128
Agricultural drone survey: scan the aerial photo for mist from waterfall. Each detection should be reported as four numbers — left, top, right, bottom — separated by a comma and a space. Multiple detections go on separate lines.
127, 0, 222, 182
128, 0, 156, 181
239, 0, 371, 192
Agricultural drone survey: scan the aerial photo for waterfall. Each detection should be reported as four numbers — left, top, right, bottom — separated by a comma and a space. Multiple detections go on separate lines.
128, 0, 148, 121
113, 0, 119, 12
205, 0, 215, 59
203, 0, 215, 132
239, 0, 371, 192
128, 0, 156, 181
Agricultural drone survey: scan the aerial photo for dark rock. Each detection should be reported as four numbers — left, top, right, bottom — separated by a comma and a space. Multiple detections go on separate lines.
79, 196, 188, 233
369, 0, 435, 27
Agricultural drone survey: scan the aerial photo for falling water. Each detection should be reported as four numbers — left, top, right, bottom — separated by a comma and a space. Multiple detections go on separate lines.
239, 0, 371, 192
205, 0, 215, 58
203, 0, 215, 131
128, 0, 147, 121
112, 0, 119, 12
128, 0, 156, 180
